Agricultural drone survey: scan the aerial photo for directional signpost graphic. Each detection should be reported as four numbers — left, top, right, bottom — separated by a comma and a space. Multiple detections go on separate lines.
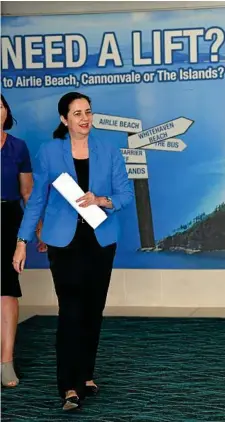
93, 113, 193, 251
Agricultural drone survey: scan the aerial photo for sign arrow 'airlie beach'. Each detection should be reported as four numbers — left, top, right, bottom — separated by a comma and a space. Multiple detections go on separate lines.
128, 117, 194, 149
93, 113, 142, 133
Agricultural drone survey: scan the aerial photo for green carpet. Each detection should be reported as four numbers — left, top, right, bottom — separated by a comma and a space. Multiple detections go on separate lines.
2, 316, 225, 421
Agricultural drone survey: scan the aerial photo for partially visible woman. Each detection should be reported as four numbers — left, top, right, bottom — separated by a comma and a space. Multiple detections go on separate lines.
1, 94, 33, 387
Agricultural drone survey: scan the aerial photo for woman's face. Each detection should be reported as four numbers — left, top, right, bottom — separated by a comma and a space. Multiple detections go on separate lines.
0, 100, 7, 130
61, 98, 93, 137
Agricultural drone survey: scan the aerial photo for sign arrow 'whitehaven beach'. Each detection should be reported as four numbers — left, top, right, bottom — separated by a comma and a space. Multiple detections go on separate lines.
93, 113, 142, 134
143, 139, 187, 152
128, 117, 194, 149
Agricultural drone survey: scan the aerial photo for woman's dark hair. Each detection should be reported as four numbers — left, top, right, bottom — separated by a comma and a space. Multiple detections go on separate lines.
1, 94, 15, 130
53, 92, 92, 140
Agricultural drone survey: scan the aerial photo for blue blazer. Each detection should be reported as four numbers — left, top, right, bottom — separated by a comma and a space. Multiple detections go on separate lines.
18, 134, 134, 247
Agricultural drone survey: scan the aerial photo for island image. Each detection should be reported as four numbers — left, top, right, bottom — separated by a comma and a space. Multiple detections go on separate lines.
156, 202, 225, 254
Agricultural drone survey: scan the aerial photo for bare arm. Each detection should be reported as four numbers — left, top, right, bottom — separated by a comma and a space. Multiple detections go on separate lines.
19, 172, 33, 204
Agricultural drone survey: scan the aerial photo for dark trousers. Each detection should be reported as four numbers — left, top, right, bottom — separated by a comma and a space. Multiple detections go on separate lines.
1, 201, 23, 297
47, 222, 116, 398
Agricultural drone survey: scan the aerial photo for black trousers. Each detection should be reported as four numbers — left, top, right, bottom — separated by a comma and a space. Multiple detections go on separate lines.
1, 201, 23, 297
47, 222, 116, 398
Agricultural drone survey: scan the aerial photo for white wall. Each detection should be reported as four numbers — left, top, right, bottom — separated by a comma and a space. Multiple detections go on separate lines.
19, 269, 225, 309
3, 0, 225, 310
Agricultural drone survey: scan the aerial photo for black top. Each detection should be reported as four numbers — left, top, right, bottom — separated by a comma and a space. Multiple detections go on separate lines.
73, 158, 89, 193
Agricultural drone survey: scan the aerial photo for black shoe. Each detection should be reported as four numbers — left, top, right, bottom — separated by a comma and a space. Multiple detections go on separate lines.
62, 395, 81, 411
85, 384, 99, 397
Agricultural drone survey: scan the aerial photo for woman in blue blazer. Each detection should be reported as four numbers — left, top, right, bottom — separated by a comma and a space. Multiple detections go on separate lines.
13, 92, 133, 411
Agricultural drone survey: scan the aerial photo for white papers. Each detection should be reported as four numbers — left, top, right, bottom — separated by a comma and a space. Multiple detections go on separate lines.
52, 173, 107, 229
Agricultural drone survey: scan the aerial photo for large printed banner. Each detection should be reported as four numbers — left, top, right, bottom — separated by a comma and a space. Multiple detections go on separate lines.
1, 9, 225, 269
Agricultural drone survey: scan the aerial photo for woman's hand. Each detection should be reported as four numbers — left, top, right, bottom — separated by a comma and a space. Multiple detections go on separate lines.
36, 231, 48, 253
13, 243, 26, 274
36, 223, 48, 253
76, 191, 100, 208
37, 240, 48, 253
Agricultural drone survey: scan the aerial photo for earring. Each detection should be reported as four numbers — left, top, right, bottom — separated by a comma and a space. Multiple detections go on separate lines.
65, 123, 68, 126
